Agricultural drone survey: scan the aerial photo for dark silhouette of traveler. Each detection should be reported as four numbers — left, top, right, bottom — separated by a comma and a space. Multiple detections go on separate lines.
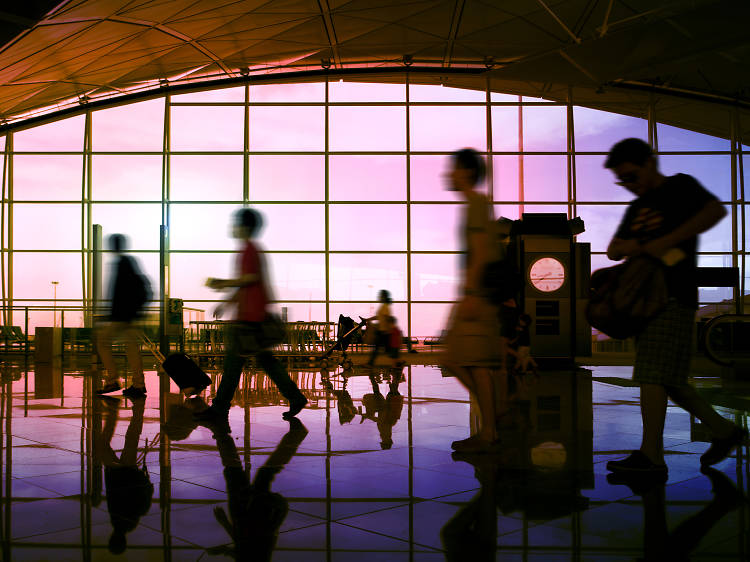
195, 208, 307, 429
366, 290, 400, 368
608, 466, 747, 560
321, 373, 357, 424
207, 417, 308, 560
444, 148, 506, 454
95, 396, 153, 555
604, 138, 747, 476
96, 234, 151, 398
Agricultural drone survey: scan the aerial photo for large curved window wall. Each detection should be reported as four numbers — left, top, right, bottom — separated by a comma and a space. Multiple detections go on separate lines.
1, 78, 747, 337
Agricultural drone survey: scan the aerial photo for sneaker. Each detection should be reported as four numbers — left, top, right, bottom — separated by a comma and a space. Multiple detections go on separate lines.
451, 434, 483, 451
122, 386, 147, 399
283, 396, 308, 419
700, 426, 749, 467
606, 470, 667, 495
95, 382, 121, 395
606, 450, 667, 474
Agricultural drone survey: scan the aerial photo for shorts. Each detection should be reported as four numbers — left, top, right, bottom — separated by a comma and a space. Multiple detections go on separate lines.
633, 300, 695, 387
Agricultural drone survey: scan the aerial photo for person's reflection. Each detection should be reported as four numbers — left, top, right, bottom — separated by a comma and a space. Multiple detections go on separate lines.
206, 417, 308, 560
608, 467, 747, 561
95, 396, 153, 555
361, 369, 404, 449
321, 371, 357, 425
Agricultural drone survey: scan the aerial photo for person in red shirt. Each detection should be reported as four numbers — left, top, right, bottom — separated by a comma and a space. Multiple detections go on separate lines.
195, 208, 307, 427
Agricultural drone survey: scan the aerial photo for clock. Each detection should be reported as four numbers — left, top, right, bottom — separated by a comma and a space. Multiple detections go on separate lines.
529, 257, 566, 293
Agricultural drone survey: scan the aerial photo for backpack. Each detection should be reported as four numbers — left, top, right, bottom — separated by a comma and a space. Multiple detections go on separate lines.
585, 255, 669, 339
131, 272, 152, 313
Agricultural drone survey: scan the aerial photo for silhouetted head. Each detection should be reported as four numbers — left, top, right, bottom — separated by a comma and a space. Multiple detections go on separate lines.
605, 138, 661, 196
232, 208, 262, 239
449, 148, 485, 191
378, 289, 392, 304
108, 234, 128, 253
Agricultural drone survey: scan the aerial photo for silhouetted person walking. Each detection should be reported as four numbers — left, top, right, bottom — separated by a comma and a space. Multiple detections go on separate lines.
604, 138, 747, 477
196, 208, 307, 429
96, 234, 150, 398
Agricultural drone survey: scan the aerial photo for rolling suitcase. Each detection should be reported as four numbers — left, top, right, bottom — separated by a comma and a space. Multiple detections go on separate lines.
141, 335, 211, 396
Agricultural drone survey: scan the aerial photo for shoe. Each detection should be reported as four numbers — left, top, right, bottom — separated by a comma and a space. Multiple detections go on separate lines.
607, 471, 667, 495
283, 395, 308, 419
193, 406, 231, 435
452, 435, 502, 454
700, 426, 749, 467
122, 386, 147, 399
700, 466, 747, 509
95, 382, 121, 395
606, 450, 668, 475
451, 434, 483, 451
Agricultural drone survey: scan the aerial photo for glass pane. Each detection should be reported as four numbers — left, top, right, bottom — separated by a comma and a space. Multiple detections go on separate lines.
697, 255, 735, 303
92, 155, 162, 201
522, 106, 567, 152
13, 155, 82, 200
249, 82, 325, 102
411, 204, 462, 252
11, 304, 85, 333
410, 106, 486, 151
411, 155, 487, 202
576, 205, 629, 253
493, 155, 520, 201
13, 115, 85, 151
520, 155, 568, 201
411, 303, 453, 339
575, 155, 633, 202
13, 253, 84, 299
13, 204, 80, 250
93, 203, 162, 251
573, 107, 647, 152
170, 106, 244, 151
328, 205, 406, 251
659, 155, 731, 201
409, 84, 485, 102
102, 251, 161, 301
491, 106, 520, 152
411, 254, 461, 300
171, 155, 243, 201
170, 204, 236, 251
254, 204, 325, 251
699, 205, 732, 253
491, 92, 520, 102
265, 253, 326, 301
657, 123, 730, 152
329, 156, 405, 201
170, 252, 236, 302
278, 302, 326, 323
329, 253, 406, 301
329, 106, 406, 151
329, 81, 405, 102
590, 252, 622, 272
92, 99, 164, 151
250, 155, 324, 201
171, 86, 245, 103
249, 106, 324, 151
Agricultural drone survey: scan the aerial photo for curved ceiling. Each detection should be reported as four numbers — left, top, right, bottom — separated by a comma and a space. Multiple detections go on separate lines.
0, 0, 748, 139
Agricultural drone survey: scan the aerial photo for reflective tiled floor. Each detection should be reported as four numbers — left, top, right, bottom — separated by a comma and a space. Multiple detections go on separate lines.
1, 359, 748, 560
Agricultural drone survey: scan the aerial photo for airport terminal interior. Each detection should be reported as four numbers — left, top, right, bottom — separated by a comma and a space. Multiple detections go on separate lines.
0, 1, 749, 560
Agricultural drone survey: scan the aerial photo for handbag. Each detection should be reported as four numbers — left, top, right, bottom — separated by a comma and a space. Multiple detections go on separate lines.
585, 255, 669, 339
443, 302, 503, 366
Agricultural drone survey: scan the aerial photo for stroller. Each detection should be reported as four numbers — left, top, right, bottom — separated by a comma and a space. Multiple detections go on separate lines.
319, 314, 367, 370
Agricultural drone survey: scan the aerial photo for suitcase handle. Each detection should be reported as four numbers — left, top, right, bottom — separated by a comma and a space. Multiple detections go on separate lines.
140, 333, 166, 363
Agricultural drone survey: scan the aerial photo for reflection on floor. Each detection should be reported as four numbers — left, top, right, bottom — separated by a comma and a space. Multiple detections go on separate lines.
0, 360, 748, 560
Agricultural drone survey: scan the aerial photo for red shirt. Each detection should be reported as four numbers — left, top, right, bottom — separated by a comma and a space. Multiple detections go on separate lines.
236, 240, 267, 322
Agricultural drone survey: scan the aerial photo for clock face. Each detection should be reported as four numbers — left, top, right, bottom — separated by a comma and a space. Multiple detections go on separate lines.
529, 257, 565, 293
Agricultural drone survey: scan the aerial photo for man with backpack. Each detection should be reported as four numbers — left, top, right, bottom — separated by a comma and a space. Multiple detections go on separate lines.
96, 233, 151, 398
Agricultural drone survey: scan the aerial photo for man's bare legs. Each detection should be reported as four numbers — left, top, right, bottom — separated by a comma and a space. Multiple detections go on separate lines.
639, 383, 668, 465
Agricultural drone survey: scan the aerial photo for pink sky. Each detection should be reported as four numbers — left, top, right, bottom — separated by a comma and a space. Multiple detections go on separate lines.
3, 82, 742, 335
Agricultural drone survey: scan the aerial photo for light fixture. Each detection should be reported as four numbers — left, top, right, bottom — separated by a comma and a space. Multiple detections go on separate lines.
321, 58, 331, 70
159, 78, 169, 88
78, 95, 89, 105
402, 54, 413, 67
239, 67, 249, 77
